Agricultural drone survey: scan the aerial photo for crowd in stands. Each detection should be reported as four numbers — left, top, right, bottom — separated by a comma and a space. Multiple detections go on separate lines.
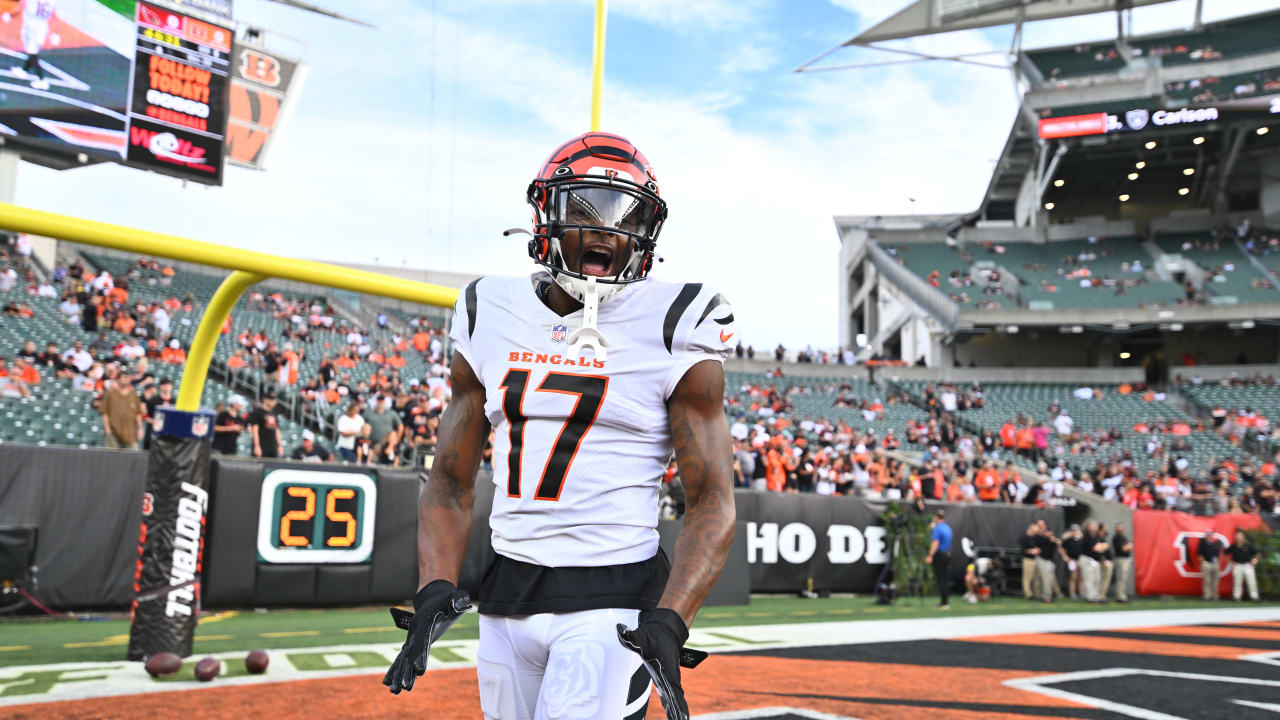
1029, 8, 1280, 85
910, 380, 1278, 517
1166, 67, 1280, 105
6, 244, 1280, 524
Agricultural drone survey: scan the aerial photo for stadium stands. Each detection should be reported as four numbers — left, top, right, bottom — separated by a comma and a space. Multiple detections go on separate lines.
3, 244, 1277, 517
913, 237, 1187, 309
895, 380, 1248, 479
883, 243, 1012, 309
1027, 9, 1280, 81
1165, 67, 1280, 104
1153, 231, 1278, 303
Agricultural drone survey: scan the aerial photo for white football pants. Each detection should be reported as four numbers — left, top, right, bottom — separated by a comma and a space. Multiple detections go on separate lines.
477, 608, 651, 720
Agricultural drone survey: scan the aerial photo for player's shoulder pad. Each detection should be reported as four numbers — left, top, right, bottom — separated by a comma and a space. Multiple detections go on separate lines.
658, 281, 736, 356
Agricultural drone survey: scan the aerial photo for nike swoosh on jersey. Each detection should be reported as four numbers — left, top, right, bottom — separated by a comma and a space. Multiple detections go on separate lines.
720, 330, 734, 343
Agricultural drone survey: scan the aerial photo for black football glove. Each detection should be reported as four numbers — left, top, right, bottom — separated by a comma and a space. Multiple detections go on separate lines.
382, 579, 472, 695
616, 608, 708, 720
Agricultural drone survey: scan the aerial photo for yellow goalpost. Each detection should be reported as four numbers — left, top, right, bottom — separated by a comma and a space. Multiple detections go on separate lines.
0, 1, 610, 413
0, 203, 459, 410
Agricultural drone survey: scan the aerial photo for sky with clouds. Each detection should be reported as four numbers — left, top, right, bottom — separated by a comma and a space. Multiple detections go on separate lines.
14, 0, 1278, 350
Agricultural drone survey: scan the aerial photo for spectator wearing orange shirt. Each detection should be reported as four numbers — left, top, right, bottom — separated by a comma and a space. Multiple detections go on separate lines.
113, 312, 136, 335
226, 349, 246, 371
161, 339, 186, 364
1000, 420, 1016, 449
279, 343, 300, 385
975, 461, 1000, 502
882, 429, 900, 450
412, 330, 431, 354
765, 443, 786, 492
1015, 423, 1035, 458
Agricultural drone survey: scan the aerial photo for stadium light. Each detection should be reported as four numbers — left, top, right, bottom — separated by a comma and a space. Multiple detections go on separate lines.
1259, 127, 1271, 136
1119, 352, 1131, 359
1135, 161, 1146, 169
1119, 194, 1131, 202
1053, 179, 1064, 187
1183, 168, 1195, 175
1128, 172, 1139, 180
1178, 188, 1190, 196
1193, 136, 1205, 145
1044, 202, 1055, 210
1145, 141, 1157, 149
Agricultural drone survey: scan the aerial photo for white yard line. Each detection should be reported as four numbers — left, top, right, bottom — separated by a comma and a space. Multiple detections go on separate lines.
1, 605, 1278, 707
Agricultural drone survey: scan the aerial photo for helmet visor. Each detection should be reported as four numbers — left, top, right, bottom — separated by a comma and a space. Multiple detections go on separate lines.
555, 184, 656, 236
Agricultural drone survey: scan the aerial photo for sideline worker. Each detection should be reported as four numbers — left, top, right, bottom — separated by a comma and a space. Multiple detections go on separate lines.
926, 509, 954, 610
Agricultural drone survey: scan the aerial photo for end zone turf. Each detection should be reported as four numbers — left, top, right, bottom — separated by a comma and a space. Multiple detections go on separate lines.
3, 604, 1280, 719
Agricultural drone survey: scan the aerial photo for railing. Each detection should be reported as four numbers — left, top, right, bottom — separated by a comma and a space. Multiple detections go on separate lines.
865, 241, 960, 332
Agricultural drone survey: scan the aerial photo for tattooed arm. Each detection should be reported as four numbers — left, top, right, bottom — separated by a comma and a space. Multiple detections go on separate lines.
417, 353, 490, 588
661, 359, 736, 627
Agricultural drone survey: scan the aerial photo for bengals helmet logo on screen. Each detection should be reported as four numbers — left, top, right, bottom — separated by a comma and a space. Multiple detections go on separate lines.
239, 49, 281, 87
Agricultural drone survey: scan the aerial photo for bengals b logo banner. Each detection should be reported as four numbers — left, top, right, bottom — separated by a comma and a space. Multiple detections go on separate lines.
239, 49, 281, 87
1133, 509, 1267, 596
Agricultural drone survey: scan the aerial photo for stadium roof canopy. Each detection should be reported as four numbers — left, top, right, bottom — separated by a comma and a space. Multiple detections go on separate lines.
797, 0, 1178, 72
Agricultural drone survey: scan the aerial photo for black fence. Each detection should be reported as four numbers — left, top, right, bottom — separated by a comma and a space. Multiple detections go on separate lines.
2, 444, 1068, 610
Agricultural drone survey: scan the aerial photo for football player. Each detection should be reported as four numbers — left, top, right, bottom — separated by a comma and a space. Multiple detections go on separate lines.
383, 132, 736, 720
8, 0, 55, 90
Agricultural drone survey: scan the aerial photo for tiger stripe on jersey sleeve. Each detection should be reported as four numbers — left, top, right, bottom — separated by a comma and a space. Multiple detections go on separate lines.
464, 277, 481, 339
449, 276, 485, 371
662, 282, 702, 354
694, 292, 734, 330
661, 283, 736, 399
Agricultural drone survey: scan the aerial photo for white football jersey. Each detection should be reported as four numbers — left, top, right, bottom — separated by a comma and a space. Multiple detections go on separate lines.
449, 272, 735, 568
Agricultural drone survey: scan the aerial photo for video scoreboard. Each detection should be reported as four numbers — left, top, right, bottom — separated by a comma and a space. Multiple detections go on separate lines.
0, 0, 232, 184
1038, 97, 1280, 141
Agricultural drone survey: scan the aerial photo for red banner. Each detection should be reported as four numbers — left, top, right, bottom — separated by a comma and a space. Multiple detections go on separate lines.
1037, 112, 1107, 139
1133, 510, 1267, 596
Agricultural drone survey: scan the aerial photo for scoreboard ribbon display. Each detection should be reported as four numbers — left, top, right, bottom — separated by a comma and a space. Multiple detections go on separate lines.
127, 1, 231, 184
256, 468, 377, 564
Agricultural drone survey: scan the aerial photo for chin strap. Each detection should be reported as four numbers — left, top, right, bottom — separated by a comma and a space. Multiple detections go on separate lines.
566, 276, 610, 363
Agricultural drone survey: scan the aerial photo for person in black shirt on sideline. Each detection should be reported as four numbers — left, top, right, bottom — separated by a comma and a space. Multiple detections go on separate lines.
1061, 525, 1084, 599
212, 397, 246, 455
1098, 523, 1116, 601
1080, 521, 1107, 603
1227, 529, 1260, 602
1035, 524, 1059, 603
1111, 523, 1133, 603
1198, 532, 1225, 600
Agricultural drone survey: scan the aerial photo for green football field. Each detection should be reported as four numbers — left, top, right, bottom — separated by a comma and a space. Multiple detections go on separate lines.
2, 594, 1275, 667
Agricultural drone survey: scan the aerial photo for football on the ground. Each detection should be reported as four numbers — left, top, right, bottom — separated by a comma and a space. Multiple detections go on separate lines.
244, 649, 269, 674
143, 652, 182, 678
194, 657, 221, 682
